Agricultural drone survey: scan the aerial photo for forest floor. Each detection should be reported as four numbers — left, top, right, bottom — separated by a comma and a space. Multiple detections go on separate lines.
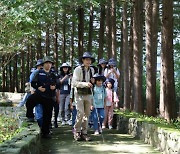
40, 125, 161, 154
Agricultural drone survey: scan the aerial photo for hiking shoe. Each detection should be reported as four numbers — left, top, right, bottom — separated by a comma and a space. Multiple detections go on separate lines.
81, 134, 91, 141
61, 121, 66, 126
74, 132, 82, 141
109, 125, 113, 129
94, 130, 99, 135
67, 120, 72, 126
102, 125, 106, 129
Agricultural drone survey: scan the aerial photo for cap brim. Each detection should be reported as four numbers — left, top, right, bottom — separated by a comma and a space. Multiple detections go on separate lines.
80, 57, 95, 63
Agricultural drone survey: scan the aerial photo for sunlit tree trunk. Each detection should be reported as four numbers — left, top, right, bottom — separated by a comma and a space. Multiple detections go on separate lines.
146, 0, 159, 116
161, 0, 176, 122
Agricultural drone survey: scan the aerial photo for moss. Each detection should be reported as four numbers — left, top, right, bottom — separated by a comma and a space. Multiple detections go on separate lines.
115, 110, 180, 133
0, 115, 23, 143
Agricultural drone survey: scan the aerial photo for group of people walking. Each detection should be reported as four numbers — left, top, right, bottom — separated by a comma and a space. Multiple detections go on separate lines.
22, 52, 120, 140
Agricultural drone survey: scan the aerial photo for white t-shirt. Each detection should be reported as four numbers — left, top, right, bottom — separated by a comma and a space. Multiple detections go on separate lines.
104, 67, 120, 88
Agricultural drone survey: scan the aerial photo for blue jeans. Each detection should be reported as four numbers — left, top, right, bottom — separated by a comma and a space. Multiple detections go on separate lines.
72, 106, 77, 127
35, 104, 43, 127
92, 108, 105, 131
18, 92, 31, 107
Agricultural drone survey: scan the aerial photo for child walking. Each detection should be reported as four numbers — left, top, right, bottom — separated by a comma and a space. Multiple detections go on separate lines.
103, 78, 119, 130
92, 74, 107, 135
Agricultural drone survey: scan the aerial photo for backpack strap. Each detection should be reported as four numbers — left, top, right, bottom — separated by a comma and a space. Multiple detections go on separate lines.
81, 65, 93, 82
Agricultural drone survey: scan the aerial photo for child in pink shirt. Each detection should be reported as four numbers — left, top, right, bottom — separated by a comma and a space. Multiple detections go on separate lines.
103, 78, 119, 129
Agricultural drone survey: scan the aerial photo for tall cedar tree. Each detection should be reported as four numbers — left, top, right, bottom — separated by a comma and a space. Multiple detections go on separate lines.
98, 4, 105, 60
160, 0, 177, 121
87, 5, 93, 52
122, 1, 130, 110
78, 7, 84, 57
133, 0, 144, 113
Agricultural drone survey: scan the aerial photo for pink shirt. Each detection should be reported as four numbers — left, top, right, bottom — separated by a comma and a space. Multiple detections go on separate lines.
106, 88, 119, 106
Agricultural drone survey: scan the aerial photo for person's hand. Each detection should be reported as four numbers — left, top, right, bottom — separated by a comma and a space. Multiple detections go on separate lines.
50, 85, 56, 90
70, 104, 73, 111
91, 78, 95, 84
38, 86, 46, 92
91, 105, 94, 110
87, 82, 93, 88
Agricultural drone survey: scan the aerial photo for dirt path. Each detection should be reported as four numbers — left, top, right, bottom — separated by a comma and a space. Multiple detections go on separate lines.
40, 125, 161, 154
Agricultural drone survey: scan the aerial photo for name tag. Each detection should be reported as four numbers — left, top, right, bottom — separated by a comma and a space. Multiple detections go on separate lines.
64, 85, 68, 90
98, 94, 103, 100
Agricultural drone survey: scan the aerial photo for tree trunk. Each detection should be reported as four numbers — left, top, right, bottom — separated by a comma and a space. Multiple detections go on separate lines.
98, 4, 105, 60
26, 44, 30, 81
20, 50, 25, 92
78, 7, 84, 57
133, 0, 144, 113
106, 4, 112, 58
146, 0, 159, 116
30, 45, 34, 73
122, 1, 130, 110
145, 0, 154, 116
9, 59, 13, 92
161, 0, 176, 121
87, 5, 93, 52
111, 0, 117, 59
118, 24, 124, 107
129, 6, 134, 111
2, 55, 6, 92
70, 17, 75, 67
62, 13, 66, 62
36, 36, 42, 59
13, 53, 18, 92
54, 11, 58, 70
45, 24, 50, 56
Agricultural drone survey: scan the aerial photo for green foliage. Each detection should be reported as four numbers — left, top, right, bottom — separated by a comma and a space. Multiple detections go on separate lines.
0, 114, 21, 143
115, 110, 180, 131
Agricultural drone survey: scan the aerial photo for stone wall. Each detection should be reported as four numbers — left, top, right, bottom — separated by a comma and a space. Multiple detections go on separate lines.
117, 116, 180, 154
0, 107, 41, 154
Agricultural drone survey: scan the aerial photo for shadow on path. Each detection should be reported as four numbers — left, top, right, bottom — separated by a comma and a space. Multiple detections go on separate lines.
40, 125, 160, 154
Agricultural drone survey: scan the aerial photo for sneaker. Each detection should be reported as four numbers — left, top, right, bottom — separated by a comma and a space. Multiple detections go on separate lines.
74, 132, 82, 141
109, 125, 113, 129
67, 120, 72, 126
102, 125, 106, 129
61, 121, 66, 126
94, 130, 99, 135
81, 134, 91, 141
